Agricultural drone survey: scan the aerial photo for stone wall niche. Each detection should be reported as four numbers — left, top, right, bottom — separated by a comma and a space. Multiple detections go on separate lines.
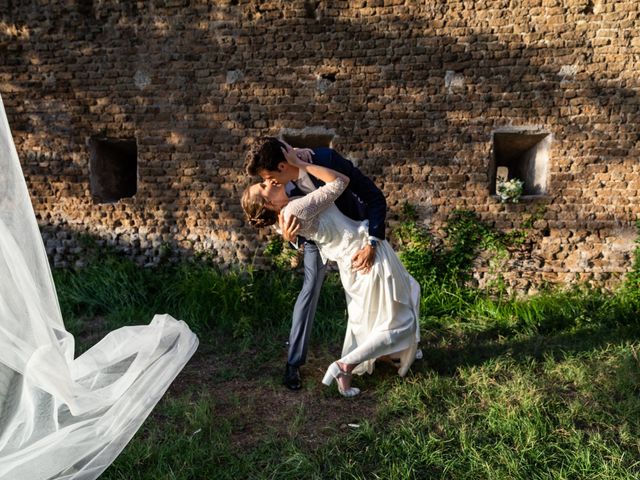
280, 126, 335, 149
490, 129, 551, 196
89, 137, 137, 203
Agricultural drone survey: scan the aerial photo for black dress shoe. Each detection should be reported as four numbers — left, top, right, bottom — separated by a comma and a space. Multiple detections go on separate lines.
283, 364, 302, 390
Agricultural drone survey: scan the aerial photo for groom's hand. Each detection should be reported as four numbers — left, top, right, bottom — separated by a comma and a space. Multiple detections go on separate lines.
279, 212, 300, 243
351, 246, 376, 274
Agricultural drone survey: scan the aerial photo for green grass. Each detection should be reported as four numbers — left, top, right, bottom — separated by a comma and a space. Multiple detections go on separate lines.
54, 258, 346, 342
53, 252, 640, 479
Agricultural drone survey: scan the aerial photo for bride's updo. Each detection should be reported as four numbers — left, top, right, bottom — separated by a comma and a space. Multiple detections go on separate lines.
241, 185, 278, 228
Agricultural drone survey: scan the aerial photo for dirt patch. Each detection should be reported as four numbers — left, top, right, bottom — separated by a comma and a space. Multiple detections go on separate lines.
72, 315, 109, 354
75, 320, 383, 453
166, 345, 380, 450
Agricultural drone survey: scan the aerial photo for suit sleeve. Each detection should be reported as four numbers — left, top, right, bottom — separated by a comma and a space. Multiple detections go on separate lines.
324, 149, 387, 240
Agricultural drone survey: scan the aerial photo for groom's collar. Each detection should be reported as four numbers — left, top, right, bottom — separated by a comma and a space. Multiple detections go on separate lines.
285, 181, 297, 196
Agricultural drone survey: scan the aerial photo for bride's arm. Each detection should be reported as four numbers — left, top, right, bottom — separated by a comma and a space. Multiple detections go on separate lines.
281, 144, 349, 186
280, 143, 351, 222
284, 177, 350, 222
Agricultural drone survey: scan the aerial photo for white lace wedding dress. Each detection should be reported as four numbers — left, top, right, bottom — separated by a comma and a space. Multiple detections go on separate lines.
283, 177, 420, 377
0, 95, 198, 479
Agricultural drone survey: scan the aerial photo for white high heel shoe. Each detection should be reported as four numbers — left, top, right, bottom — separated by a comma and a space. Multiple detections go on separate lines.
322, 362, 360, 398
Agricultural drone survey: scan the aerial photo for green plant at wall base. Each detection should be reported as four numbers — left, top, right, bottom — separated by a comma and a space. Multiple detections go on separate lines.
394, 204, 433, 251
392, 205, 554, 310
400, 201, 419, 222
392, 207, 510, 315
263, 235, 283, 257
264, 235, 297, 270
393, 203, 437, 286
624, 219, 640, 296
443, 210, 510, 284
77, 233, 98, 250
500, 205, 548, 249
193, 249, 218, 266
158, 241, 173, 259
519, 205, 547, 229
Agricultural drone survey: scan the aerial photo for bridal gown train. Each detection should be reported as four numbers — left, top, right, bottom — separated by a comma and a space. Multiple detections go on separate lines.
0, 95, 198, 479
283, 177, 420, 378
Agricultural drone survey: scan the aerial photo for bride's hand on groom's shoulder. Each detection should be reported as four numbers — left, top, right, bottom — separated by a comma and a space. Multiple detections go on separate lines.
280, 142, 313, 167
294, 148, 314, 164
280, 143, 299, 166
279, 212, 300, 243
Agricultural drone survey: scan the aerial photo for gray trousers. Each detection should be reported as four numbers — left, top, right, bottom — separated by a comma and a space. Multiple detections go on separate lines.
287, 241, 327, 367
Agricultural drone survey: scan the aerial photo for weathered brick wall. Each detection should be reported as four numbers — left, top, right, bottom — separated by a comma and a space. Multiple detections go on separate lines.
1, 0, 638, 290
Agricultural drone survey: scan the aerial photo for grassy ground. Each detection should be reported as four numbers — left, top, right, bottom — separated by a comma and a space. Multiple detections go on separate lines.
53, 253, 640, 480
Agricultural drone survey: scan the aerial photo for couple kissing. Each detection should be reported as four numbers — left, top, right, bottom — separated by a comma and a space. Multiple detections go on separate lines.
241, 137, 420, 397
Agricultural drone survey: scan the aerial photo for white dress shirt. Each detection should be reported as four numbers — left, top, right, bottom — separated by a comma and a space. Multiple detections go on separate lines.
286, 169, 316, 196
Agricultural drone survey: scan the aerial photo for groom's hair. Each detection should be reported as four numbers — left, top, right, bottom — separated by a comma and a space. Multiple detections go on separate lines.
241, 185, 278, 228
244, 136, 286, 176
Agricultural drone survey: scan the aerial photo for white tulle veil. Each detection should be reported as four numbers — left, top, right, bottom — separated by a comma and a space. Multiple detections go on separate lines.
0, 95, 198, 479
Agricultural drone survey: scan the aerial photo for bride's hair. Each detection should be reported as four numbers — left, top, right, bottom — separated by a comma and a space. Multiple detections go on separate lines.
244, 137, 287, 176
241, 185, 278, 228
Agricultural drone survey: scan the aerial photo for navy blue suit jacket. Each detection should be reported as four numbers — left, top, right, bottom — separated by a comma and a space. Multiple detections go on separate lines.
289, 148, 387, 240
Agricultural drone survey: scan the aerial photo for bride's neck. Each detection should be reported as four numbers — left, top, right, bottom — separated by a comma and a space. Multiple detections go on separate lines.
273, 198, 289, 212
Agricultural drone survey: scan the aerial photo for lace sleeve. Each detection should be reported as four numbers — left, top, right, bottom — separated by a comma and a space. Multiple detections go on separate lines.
284, 177, 348, 221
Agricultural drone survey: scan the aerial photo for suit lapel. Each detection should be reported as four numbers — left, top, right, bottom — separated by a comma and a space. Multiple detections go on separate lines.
288, 185, 304, 197
308, 173, 324, 189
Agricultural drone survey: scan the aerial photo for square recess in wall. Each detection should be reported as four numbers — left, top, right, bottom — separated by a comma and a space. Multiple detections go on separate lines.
490, 129, 551, 196
281, 127, 335, 148
89, 137, 137, 203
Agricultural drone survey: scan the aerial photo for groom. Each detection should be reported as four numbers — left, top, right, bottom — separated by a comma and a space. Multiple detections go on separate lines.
244, 137, 387, 390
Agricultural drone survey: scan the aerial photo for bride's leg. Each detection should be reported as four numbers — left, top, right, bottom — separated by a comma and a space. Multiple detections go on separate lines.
335, 361, 355, 391
322, 360, 360, 397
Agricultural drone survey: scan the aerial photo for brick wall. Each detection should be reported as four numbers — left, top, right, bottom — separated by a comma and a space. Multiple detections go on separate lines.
1, 0, 638, 291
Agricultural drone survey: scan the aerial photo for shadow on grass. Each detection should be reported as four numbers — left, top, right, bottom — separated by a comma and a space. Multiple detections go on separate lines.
419, 322, 640, 378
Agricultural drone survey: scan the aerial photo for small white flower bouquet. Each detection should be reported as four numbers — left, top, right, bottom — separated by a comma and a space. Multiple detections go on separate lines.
496, 178, 524, 203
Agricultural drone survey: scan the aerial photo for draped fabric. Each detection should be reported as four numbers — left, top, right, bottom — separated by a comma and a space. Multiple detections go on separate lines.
0, 95, 198, 480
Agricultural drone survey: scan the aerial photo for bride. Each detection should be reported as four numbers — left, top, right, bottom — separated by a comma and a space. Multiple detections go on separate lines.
242, 145, 420, 397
